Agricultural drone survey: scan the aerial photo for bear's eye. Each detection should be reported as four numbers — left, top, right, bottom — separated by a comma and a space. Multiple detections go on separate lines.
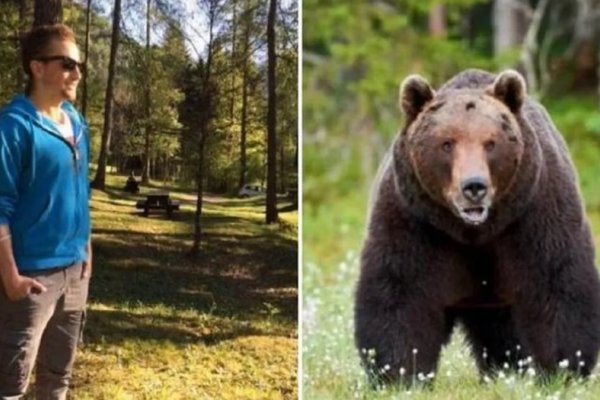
441, 141, 454, 153
484, 140, 496, 152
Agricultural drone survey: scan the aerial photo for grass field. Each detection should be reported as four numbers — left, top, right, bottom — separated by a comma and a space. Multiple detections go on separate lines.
64, 174, 297, 399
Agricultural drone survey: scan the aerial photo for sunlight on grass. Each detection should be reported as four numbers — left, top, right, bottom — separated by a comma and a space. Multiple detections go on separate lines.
69, 173, 297, 399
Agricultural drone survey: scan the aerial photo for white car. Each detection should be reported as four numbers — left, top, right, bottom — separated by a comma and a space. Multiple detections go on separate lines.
238, 184, 264, 198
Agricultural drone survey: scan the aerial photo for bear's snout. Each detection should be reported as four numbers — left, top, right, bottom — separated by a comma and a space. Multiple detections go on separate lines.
461, 176, 488, 204
449, 175, 493, 226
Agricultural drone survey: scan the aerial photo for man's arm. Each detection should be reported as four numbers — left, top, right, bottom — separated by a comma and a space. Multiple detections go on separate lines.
0, 116, 47, 299
0, 224, 46, 300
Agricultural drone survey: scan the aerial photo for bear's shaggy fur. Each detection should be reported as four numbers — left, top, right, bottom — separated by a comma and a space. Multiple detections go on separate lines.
354, 69, 600, 385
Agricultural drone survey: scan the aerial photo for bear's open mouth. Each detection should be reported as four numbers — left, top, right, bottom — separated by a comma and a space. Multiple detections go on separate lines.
459, 206, 489, 225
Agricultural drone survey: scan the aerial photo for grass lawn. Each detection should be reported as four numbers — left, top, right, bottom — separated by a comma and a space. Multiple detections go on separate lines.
67, 173, 297, 399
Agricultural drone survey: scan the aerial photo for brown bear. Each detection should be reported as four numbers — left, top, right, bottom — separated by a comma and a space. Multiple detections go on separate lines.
354, 69, 600, 385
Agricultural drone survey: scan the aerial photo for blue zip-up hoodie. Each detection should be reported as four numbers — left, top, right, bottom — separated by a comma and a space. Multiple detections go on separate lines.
0, 95, 90, 271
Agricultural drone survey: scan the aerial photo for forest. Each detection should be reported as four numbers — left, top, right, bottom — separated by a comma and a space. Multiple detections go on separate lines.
0, 0, 298, 229
303, 1, 600, 399
304, 0, 600, 209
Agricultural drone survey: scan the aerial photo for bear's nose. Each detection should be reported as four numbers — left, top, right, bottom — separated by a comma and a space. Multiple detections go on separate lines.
461, 177, 488, 203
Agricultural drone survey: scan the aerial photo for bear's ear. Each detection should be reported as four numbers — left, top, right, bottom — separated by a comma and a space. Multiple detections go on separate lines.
399, 74, 435, 121
489, 70, 526, 113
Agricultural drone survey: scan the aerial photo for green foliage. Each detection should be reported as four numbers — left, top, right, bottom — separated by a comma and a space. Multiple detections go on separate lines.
0, 3, 21, 103
177, 0, 298, 194
102, 23, 187, 179
64, 2, 112, 161
585, 114, 600, 137
276, 44, 299, 192
178, 60, 208, 182
546, 96, 600, 210
0, 1, 296, 193
303, 1, 497, 209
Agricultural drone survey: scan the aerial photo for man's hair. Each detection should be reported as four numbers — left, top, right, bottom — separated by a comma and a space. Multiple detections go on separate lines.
20, 24, 77, 93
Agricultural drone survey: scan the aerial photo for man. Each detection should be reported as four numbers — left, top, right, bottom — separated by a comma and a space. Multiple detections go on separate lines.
0, 24, 91, 400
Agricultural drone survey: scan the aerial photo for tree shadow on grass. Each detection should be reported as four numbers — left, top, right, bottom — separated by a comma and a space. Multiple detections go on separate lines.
217, 197, 266, 208
91, 233, 296, 308
89, 238, 296, 345
88, 186, 297, 346
84, 308, 285, 347
216, 195, 295, 210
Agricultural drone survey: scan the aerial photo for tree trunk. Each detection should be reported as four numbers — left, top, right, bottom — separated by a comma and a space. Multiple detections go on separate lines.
81, 0, 92, 119
191, 135, 205, 253
520, 0, 550, 95
428, 4, 446, 38
261, 156, 266, 187
568, 0, 599, 90
279, 136, 285, 193
238, 11, 250, 190
229, 0, 237, 121
91, 0, 121, 190
265, 0, 278, 224
227, 0, 238, 176
33, 0, 62, 26
598, 41, 600, 110
16, 0, 28, 92
141, 0, 152, 184
493, 0, 528, 57
537, 1, 571, 95
164, 153, 169, 183
116, 154, 124, 174
192, 0, 218, 254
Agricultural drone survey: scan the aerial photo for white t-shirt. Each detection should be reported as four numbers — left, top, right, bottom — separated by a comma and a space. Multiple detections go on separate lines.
55, 109, 74, 145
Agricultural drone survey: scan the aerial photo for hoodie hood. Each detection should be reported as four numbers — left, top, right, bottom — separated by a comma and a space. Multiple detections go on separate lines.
2, 95, 85, 145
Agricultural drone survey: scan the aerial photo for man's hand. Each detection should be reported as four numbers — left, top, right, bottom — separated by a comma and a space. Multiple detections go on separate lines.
82, 240, 92, 279
3, 273, 47, 301
0, 225, 46, 301
82, 259, 92, 279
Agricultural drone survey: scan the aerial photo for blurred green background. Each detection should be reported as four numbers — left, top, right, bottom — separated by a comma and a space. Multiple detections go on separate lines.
302, 0, 600, 398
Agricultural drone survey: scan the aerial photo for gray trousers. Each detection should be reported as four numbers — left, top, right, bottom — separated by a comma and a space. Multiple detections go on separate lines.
0, 263, 89, 400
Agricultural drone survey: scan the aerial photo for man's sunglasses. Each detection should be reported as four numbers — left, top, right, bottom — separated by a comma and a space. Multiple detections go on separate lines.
36, 55, 84, 72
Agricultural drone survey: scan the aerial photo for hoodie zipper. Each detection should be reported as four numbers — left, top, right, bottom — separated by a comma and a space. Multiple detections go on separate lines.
39, 116, 82, 248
